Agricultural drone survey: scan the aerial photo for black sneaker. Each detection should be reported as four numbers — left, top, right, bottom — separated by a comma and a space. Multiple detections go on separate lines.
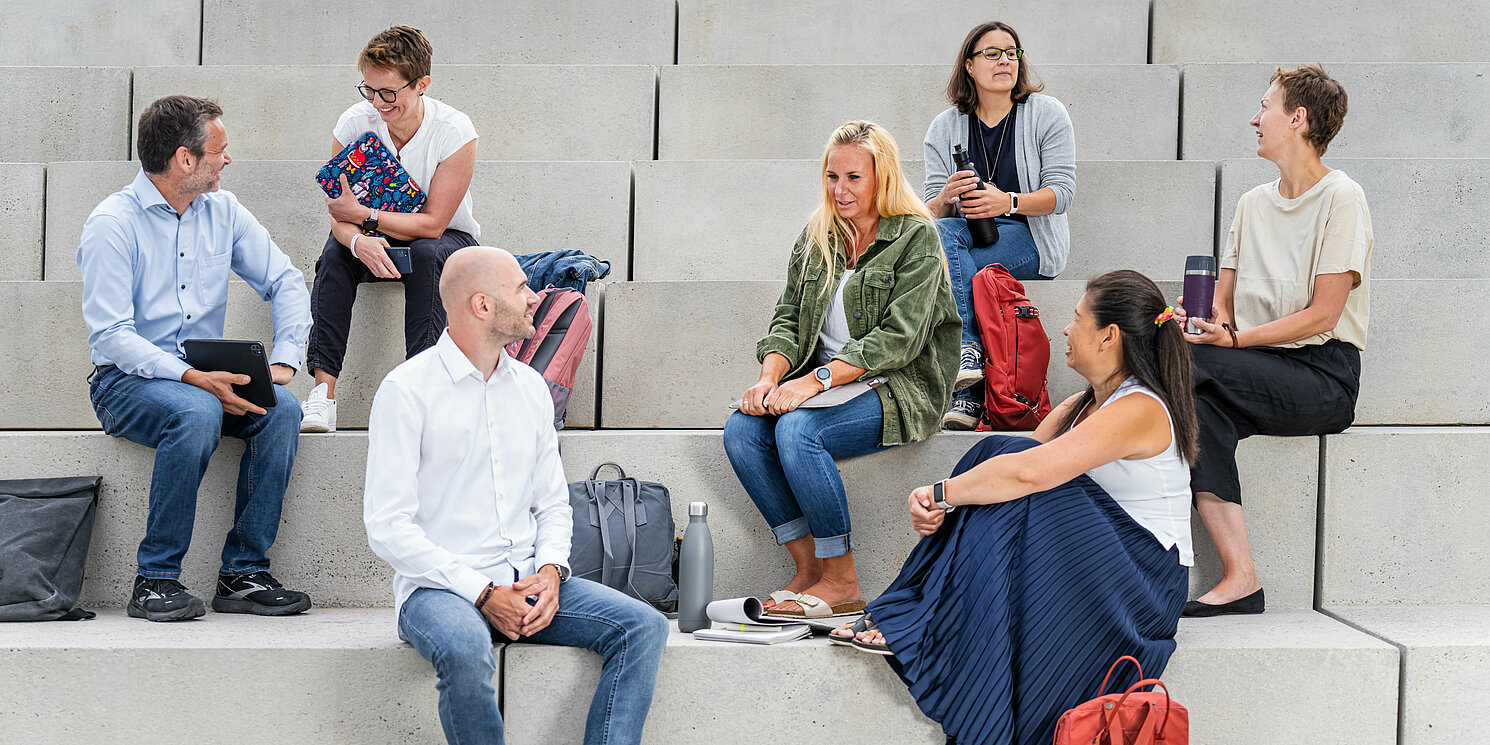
954, 344, 985, 392
212, 571, 312, 616
941, 397, 983, 431
128, 575, 207, 622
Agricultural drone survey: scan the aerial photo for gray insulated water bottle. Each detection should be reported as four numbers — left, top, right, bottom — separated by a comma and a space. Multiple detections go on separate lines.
677, 501, 714, 633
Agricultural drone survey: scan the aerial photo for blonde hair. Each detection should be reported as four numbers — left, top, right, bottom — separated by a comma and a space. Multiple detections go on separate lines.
802, 121, 936, 284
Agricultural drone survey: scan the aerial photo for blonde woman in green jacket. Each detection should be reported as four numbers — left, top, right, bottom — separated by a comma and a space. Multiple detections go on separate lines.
724, 121, 960, 619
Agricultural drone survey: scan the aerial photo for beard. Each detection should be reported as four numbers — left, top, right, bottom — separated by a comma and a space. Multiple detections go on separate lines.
488, 305, 536, 348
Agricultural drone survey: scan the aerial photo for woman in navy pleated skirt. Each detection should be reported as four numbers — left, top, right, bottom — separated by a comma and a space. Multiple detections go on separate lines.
833, 270, 1199, 745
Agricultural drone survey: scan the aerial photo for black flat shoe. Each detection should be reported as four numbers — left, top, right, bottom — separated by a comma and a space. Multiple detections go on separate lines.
1181, 587, 1265, 618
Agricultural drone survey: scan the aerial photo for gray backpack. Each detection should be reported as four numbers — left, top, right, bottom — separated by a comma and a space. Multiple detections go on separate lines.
0, 476, 102, 621
568, 463, 678, 612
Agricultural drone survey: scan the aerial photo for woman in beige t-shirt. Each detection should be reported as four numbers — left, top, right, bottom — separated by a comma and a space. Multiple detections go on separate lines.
1173, 65, 1373, 618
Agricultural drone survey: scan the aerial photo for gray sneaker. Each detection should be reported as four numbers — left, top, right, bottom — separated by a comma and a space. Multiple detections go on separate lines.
941, 397, 983, 431
954, 344, 984, 392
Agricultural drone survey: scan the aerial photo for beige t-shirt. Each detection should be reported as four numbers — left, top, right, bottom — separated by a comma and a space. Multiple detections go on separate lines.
1221, 169, 1373, 350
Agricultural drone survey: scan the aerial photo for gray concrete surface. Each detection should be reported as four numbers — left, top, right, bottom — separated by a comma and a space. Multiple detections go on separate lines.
658, 65, 1179, 160
632, 160, 1215, 281
1355, 280, 1490, 425
1321, 428, 1490, 605
506, 612, 1398, 745
1152, 0, 1490, 63
0, 1, 199, 66
0, 163, 43, 280
1218, 158, 1490, 279
45, 160, 633, 281
1181, 64, 1490, 160
203, 0, 674, 65
133, 65, 657, 161
1330, 606, 1490, 745
677, 0, 1148, 64
0, 67, 131, 162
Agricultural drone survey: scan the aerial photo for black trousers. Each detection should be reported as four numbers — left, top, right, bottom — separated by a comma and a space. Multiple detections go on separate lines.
306, 229, 476, 379
1190, 340, 1361, 504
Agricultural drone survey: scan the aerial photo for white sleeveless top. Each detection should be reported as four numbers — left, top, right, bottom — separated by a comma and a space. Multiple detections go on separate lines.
1079, 378, 1194, 566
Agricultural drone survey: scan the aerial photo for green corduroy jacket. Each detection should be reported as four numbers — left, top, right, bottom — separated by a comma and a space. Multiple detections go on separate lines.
756, 214, 960, 447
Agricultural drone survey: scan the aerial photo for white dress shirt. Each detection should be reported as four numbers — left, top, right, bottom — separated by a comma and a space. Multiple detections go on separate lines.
364, 330, 572, 616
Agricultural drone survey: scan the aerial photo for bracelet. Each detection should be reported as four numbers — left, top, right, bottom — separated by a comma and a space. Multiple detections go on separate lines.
1005, 192, 1020, 216
349, 234, 359, 254
1222, 322, 1240, 349
475, 583, 496, 611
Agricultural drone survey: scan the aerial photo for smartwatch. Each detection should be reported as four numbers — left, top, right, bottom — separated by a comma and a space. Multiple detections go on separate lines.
933, 479, 955, 513
361, 207, 380, 233
1005, 193, 1020, 216
813, 365, 833, 391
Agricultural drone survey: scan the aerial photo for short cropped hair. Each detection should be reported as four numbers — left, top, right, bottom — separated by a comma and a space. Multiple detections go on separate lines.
136, 95, 223, 175
946, 21, 1043, 114
1271, 64, 1348, 156
358, 25, 433, 82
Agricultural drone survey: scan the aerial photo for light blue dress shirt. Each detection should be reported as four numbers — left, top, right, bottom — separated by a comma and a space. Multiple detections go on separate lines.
77, 169, 311, 381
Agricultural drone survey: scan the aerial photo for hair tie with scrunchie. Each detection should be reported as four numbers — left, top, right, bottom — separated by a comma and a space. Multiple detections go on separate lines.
1154, 306, 1175, 326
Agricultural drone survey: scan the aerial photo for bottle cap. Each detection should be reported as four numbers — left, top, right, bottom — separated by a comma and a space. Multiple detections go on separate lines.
1185, 255, 1217, 275
689, 501, 708, 517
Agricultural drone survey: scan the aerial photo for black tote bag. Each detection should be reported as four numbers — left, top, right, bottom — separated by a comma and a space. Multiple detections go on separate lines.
0, 476, 102, 621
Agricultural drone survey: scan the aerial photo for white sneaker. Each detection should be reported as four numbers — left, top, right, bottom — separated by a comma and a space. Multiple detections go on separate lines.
300, 383, 337, 433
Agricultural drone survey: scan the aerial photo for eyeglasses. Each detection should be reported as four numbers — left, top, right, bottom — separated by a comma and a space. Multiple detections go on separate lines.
970, 46, 1023, 61
356, 79, 416, 103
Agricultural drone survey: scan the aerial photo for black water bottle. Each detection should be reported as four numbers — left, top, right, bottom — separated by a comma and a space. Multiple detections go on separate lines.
952, 145, 1000, 248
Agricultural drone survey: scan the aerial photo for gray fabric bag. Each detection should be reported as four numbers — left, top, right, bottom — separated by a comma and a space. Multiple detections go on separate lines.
568, 463, 678, 612
0, 476, 102, 621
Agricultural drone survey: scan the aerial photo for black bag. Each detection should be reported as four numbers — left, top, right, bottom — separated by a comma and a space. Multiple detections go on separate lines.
0, 476, 102, 621
568, 463, 678, 612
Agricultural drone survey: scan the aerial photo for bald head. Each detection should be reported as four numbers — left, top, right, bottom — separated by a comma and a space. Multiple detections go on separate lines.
439, 245, 520, 320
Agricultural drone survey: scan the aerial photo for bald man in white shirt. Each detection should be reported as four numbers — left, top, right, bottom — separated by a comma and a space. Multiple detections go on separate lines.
363, 246, 668, 745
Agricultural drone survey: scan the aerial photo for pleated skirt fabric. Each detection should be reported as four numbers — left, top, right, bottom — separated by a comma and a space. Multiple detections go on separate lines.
867, 435, 1189, 745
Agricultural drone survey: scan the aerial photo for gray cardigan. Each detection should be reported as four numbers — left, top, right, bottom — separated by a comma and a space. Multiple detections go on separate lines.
923, 93, 1076, 277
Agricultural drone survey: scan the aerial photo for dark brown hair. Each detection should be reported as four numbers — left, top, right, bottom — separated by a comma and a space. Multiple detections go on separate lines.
945, 21, 1043, 114
359, 25, 433, 82
1054, 270, 1199, 464
1270, 64, 1349, 156
136, 95, 223, 174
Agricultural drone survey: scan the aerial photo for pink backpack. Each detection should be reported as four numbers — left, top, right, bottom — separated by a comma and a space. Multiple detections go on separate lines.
505, 288, 593, 428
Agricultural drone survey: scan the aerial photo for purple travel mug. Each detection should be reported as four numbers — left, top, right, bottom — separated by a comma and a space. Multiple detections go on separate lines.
1182, 255, 1218, 335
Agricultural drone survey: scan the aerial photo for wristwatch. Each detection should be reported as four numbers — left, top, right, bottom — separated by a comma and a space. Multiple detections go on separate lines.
813, 365, 833, 391
933, 479, 955, 513
361, 207, 380, 233
1005, 193, 1020, 216
545, 563, 570, 582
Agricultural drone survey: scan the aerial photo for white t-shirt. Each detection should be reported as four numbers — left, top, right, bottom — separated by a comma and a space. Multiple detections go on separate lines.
333, 96, 481, 239
1080, 378, 1194, 566
815, 270, 855, 366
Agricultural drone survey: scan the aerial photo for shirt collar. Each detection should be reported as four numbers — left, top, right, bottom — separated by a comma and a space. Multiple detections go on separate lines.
434, 329, 516, 384
127, 169, 173, 212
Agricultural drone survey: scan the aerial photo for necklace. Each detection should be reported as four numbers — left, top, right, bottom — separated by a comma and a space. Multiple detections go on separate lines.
973, 107, 1012, 189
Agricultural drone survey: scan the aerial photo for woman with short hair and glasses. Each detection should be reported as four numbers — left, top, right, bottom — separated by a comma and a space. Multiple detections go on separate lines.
301, 25, 480, 432
925, 21, 1077, 430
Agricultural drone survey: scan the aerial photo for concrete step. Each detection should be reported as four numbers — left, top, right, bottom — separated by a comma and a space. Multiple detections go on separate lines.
507, 612, 1398, 745
1218, 158, 1490, 279
676, 0, 1149, 64
657, 64, 1179, 160
0, 163, 43, 281
1328, 606, 1490, 745
202, 0, 675, 65
0, 67, 131, 162
633, 159, 1216, 281
1152, 0, 1490, 63
1182, 63, 1490, 160
0, 1, 199, 66
0, 281, 597, 431
132, 65, 657, 161
42, 160, 633, 282
0, 429, 1319, 611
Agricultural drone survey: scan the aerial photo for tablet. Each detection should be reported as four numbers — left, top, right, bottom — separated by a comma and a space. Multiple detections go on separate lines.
182, 339, 278, 409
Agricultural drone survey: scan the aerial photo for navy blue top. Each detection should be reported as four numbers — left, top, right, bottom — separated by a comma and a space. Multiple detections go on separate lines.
967, 106, 1027, 224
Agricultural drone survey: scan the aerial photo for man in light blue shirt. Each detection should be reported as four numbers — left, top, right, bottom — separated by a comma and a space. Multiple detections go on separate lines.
79, 95, 313, 622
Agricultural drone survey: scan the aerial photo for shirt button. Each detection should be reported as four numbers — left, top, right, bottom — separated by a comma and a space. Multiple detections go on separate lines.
853, 311, 863, 319
179, 253, 185, 257
180, 285, 186, 289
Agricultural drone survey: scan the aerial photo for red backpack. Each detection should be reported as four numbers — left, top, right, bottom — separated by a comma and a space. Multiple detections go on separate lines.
970, 264, 1052, 431
505, 288, 593, 428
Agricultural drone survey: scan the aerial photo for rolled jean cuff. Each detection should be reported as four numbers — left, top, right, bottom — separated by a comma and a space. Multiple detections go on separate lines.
813, 533, 853, 559
770, 516, 811, 546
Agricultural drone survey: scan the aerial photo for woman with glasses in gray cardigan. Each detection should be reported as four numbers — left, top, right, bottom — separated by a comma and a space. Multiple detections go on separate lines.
924, 21, 1076, 430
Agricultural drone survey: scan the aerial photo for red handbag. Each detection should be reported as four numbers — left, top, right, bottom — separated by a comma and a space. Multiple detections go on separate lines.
1051, 656, 1188, 745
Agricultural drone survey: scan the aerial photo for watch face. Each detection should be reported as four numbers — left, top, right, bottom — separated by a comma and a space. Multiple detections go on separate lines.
816, 367, 831, 381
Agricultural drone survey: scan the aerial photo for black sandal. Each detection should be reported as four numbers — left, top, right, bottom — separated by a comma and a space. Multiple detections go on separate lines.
829, 615, 869, 647
849, 618, 893, 656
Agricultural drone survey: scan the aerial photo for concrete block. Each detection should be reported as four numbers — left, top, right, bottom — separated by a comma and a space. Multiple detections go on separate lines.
1218, 158, 1490, 279
0, 609, 449, 745
203, 0, 674, 65
1329, 606, 1490, 745
0, 163, 43, 280
1153, 0, 1490, 63
632, 160, 1215, 281
1321, 428, 1490, 605
658, 65, 1178, 160
133, 65, 657, 161
677, 0, 1148, 64
0, 281, 598, 430
45, 161, 633, 282
0, 1, 199, 66
1355, 280, 1490, 425
505, 612, 1397, 745
0, 67, 131, 162
1181, 64, 1490, 160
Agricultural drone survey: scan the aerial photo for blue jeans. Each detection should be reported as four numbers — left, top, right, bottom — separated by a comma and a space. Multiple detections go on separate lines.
936, 217, 1044, 349
87, 365, 302, 579
398, 580, 668, 745
722, 388, 889, 558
